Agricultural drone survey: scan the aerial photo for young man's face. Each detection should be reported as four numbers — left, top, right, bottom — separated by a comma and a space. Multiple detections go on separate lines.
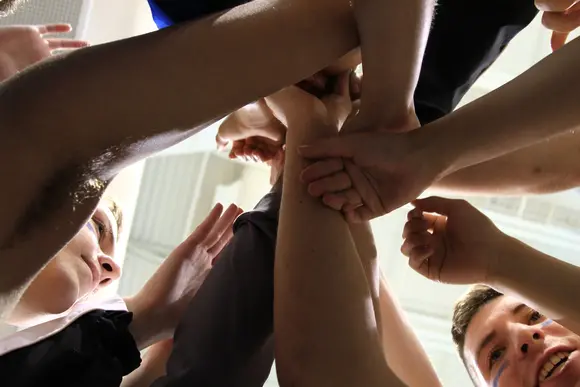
463, 295, 580, 387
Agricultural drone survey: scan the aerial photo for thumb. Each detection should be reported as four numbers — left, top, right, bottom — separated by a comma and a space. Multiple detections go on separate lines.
551, 31, 570, 51
298, 135, 357, 159
264, 86, 313, 126
412, 196, 464, 216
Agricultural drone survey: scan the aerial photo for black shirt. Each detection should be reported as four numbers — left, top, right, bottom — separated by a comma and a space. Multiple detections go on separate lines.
149, 0, 538, 124
0, 310, 141, 387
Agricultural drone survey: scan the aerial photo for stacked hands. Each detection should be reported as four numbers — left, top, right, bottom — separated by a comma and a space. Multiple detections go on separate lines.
217, 70, 520, 290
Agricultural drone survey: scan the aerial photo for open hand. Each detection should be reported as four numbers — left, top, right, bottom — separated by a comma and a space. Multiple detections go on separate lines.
298, 117, 447, 222
217, 99, 285, 162
129, 203, 242, 347
401, 196, 506, 285
0, 24, 89, 80
536, 0, 580, 51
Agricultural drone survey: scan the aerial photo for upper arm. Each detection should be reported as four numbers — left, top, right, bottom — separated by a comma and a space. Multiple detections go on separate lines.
0, 129, 106, 317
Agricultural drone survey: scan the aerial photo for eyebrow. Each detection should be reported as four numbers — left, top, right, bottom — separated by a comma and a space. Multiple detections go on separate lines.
475, 304, 528, 362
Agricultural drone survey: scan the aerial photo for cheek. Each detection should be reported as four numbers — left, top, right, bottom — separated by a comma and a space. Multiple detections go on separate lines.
32, 256, 93, 311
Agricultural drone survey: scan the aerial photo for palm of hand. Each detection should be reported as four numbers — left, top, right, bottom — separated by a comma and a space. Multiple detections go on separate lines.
133, 203, 240, 340
0, 24, 88, 80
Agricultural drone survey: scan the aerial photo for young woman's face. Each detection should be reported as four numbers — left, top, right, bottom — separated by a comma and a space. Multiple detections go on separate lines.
7, 202, 122, 326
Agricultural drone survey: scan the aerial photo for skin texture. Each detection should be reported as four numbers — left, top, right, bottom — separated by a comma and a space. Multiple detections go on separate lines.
6, 202, 121, 327
401, 196, 580, 338
298, 33, 580, 221
0, 0, 358, 321
464, 295, 580, 387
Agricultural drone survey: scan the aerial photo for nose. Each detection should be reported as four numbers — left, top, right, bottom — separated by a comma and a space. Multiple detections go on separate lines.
96, 255, 121, 286
513, 325, 544, 358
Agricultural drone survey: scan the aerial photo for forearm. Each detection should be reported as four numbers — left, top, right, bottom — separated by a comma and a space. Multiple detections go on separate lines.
378, 273, 441, 387
355, 0, 434, 121
490, 235, 580, 335
275, 106, 400, 386
1, 0, 356, 179
121, 340, 172, 387
348, 222, 381, 338
0, 0, 357, 311
421, 36, 580, 175
432, 132, 580, 195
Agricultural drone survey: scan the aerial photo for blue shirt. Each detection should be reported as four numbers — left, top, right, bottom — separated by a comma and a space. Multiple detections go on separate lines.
147, 0, 174, 29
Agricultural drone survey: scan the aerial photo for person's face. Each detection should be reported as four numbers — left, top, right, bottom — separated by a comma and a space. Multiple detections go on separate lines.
8, 202, 122, 326
464, 295, 580, 387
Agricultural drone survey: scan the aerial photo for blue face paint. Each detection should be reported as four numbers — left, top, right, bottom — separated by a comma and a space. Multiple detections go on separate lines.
541, 319, 553, 327
493, 361, 509, 387
86, 221, 96, 235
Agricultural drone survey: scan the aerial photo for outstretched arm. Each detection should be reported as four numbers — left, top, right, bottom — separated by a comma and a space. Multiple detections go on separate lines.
272, 87, 403, 387
353, 0, 434, 122
432, 130, 580, 195
349, 221, 441, 387
0, 0, 358, 319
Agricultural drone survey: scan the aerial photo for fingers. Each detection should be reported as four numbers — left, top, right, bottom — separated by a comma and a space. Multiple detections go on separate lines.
412, 196, 469, 216
301, 158, 344, 183
204, 203, 240, 249
551, 31, 570, 50
208, 207, 242, 258
185, 203, 224, 245
307, 171, 351, 197
46, 38, 90, 50
37, 23, 72, 34
543, 7, 580, 32
401, 232, 434, 258
298, 136, 356, 159
402, 218, 432, 238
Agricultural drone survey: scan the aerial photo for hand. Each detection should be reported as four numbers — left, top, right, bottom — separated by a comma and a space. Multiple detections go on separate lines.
228, 136, 281, 162
217, 99, 285, 162
400, 196, 506, 285
536, 0, 580, 51
129, 203, 242, 347
267, 148, 286, 185
265, 72, 354, 132
0, 24, 89, 81
298, 116, 446, 222
295, 49, 362, 100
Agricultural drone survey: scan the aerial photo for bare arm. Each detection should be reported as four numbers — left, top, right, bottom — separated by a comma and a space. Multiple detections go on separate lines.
354, 0, 435, 122
272, 88, 403, 387
0, 0, 358, 319
420, 35, 580, 176
349, 221, 441, 387
432, 130, 580, 195
491, 235, 580, 336
377, 273, 441, 387
121, 340, 173, 387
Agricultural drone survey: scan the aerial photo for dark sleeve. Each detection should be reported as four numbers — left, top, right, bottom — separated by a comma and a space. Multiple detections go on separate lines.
0, 310, 141, 387
152, 187, 280, 387
414, 0, 538, 124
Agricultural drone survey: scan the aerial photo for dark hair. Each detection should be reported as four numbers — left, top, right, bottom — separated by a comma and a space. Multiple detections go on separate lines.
451, 285, 503, 384
0, 0, 25, 14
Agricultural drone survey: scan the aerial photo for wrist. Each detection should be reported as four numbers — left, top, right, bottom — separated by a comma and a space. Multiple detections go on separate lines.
485, 233, 523, 290
125, 295, 162, 350
407, 126, 455, 181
